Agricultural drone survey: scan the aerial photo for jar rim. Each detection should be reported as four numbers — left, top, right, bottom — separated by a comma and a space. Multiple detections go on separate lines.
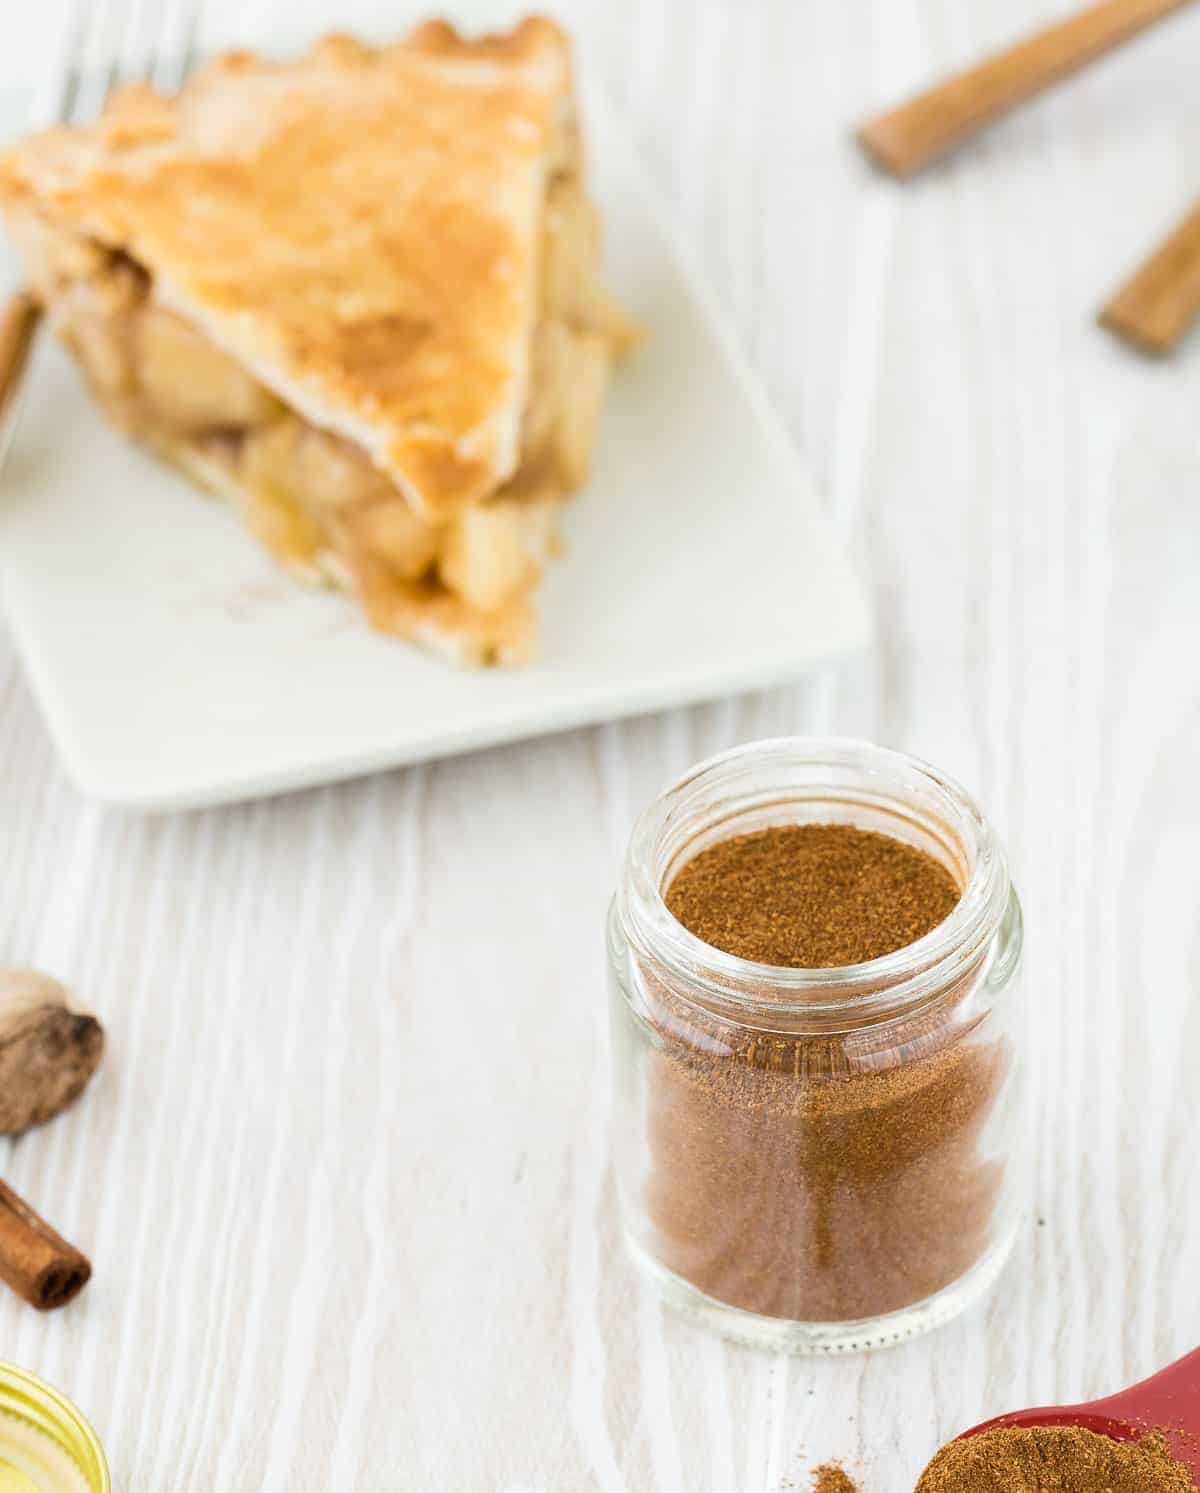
618, 736, 1013, 1021
0, 1361, 110, 1492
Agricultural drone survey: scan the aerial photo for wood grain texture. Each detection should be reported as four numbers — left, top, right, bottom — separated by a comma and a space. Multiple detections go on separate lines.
1, 0, 1199, 1487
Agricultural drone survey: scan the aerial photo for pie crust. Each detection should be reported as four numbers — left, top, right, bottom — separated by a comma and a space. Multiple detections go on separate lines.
0, 17, 638, 664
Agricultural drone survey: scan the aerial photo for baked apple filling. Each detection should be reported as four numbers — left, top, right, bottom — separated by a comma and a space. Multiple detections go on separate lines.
11, 159, 631, 650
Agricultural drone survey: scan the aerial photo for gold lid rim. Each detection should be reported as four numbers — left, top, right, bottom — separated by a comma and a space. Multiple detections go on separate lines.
0, 1362, 110, 1493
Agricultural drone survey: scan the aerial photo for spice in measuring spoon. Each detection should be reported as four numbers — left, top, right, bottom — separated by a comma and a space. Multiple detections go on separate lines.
914, 1425, 1195, 1491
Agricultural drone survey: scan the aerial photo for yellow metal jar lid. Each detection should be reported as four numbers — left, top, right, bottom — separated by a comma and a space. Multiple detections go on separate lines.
0, 1366, 108, 1493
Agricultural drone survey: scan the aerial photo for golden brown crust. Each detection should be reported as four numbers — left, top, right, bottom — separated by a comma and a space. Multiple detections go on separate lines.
402, 16, 569, 64
0, 18, 573, 517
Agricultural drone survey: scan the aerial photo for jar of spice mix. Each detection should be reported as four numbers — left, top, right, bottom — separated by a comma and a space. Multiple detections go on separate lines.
607, 738, 1025, 1352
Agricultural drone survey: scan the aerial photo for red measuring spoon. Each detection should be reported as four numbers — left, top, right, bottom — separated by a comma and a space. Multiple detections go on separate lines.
957, 1346, 1200, 1482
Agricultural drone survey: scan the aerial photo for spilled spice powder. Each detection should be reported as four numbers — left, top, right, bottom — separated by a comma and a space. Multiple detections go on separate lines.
811, 1462, 859, 1493
914, 1426, 1195, 1491
666, 824, 960, 966
630, 822, 1012, 1322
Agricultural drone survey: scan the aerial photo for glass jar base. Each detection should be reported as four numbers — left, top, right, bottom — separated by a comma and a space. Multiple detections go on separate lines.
624, 1224, 1019, 1355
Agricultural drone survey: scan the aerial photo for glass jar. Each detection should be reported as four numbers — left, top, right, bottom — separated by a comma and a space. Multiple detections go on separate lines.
607, 737, 1025, 1353
0, 1363, 109, 1490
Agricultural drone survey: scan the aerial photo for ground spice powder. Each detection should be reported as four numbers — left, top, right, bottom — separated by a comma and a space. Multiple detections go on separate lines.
665, 824, 960, 967
636, 822, 1010, 1323
811, 1462, 859, 1492
914, 1426, 1195, 1491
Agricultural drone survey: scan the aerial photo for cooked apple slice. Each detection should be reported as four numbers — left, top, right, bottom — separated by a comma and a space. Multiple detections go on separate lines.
293, 425, 396, 511
440, 501, 535, 613
239, 480, 325, 571
138, 306, 279, 429
439, 488, 564, 612
245, 418, 396, 512
347, 498, 440, 581
60, 306, 132, 398
553, 330, 611, 487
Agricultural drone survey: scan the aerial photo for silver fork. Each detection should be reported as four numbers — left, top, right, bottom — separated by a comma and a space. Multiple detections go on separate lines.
0, 0, 202, 471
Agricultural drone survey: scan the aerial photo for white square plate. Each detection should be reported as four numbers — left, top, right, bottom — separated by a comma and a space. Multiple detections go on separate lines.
0, 86, 869, 810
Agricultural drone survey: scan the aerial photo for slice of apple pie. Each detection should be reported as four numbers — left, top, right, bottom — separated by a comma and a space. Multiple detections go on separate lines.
0, 17, 637, 664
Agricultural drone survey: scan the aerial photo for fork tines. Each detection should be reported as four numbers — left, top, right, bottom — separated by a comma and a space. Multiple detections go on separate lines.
32, 0, 202, 130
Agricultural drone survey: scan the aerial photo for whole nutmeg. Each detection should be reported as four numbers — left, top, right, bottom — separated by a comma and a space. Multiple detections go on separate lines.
0, 969, 104, 1136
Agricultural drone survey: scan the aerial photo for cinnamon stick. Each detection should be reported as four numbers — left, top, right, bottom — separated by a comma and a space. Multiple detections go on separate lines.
0, 1179, 90, 1310
856, 0, 1196, 178
0, 291, 41, 454
1099, 199, 1200, 355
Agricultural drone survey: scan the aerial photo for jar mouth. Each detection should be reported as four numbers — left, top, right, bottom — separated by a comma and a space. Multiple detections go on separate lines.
619, 737, 1012, 1021
0, 1362, 110, 1492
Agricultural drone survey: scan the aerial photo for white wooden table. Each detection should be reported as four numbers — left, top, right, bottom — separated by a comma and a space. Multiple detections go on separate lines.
2, 1, 1200, 1487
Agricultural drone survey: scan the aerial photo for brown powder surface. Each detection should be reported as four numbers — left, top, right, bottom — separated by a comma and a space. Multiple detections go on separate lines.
914, 1426, 1196, 1491
639, 978, 1008, 1320
812, 1462, 859, 1492
665, 824, 960, 967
